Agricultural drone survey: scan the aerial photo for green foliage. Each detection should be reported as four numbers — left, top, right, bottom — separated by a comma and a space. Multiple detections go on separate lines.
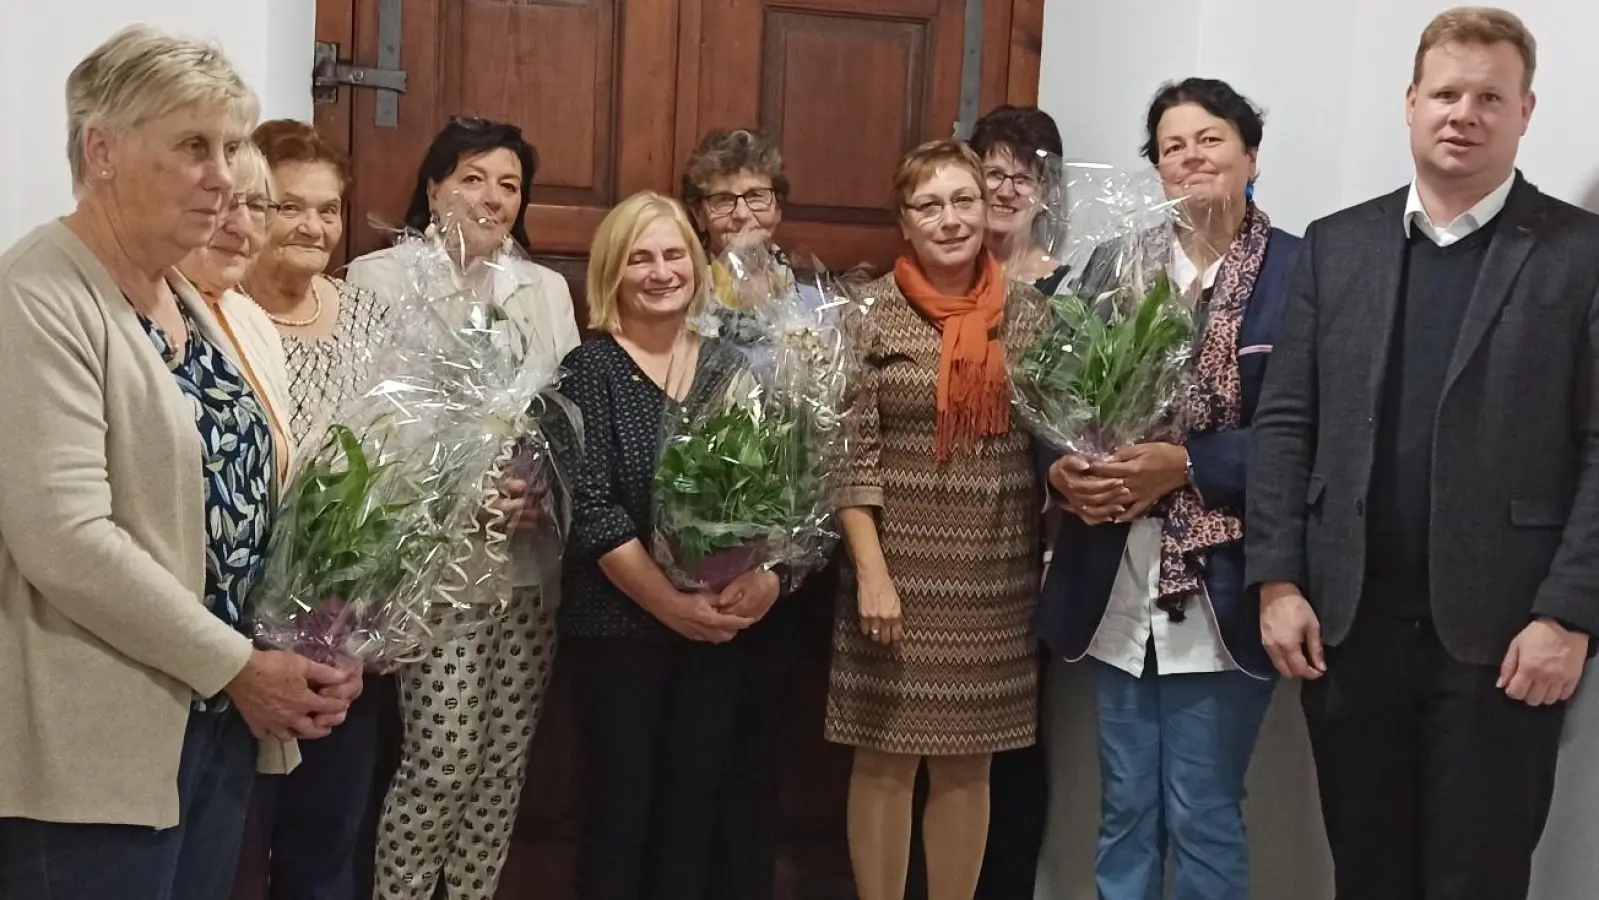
654, 401, 812, 568
1015, 271, 1193, 454
262, 423, 450, 611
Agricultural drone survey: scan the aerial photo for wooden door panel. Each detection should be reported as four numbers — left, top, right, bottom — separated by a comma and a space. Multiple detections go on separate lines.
684, 0, 971, 274
445, 0, 617, 207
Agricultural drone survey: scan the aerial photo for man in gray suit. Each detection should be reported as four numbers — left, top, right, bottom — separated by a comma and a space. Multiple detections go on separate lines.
1246, 7, 1599, 898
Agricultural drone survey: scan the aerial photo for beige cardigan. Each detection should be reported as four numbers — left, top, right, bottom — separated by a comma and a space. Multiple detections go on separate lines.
0, 221, 294, 829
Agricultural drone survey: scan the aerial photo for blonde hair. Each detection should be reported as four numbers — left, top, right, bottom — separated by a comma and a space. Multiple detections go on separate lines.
1414, 7, 1537, 92
892, 138, 987, 210
66, 24, 259, 187
231, 141, 275, 200
585, 192, 709, 333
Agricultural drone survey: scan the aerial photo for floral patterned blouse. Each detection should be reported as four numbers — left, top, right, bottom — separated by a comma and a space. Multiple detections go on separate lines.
139, 309, 275, 629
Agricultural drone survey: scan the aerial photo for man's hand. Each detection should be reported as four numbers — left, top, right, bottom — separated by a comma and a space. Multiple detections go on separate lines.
1260, 581, 1326, 679
716, 568, 781, 621
225, 650, 357, 741
1049, 455, 1126, 524
1091, 443, 1189, 523
1498, 618, 1589, 706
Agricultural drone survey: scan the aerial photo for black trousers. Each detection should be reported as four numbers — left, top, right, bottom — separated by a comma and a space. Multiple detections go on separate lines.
710, 561, 833, 900
1301, 613, 1566, 900
254, 678, 385, 900
568, 634, 741, 900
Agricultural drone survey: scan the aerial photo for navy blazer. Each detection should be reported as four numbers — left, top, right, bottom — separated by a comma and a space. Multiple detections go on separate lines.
1034, 227, 1302, 678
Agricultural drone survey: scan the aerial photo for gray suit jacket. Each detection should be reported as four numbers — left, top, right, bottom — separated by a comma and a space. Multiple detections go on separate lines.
1245, 174, 1599, 665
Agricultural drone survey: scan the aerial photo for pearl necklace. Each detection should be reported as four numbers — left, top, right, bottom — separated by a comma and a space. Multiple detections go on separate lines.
264, 281, 325, 328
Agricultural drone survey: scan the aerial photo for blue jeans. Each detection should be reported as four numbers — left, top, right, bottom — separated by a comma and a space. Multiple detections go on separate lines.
0, 706, 256, 900
1093, 653, 1275, 900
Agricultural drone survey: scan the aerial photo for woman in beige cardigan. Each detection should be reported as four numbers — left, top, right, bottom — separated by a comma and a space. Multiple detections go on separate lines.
0, 26, 358, 900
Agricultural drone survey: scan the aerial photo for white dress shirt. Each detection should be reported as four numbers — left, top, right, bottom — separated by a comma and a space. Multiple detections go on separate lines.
1085, 240, 1236, 677
1403, 172, 1515, 247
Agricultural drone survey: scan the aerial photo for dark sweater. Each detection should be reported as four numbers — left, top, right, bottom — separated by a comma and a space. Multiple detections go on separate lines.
552, 336, 744, 640
1365, 218, 1499, 617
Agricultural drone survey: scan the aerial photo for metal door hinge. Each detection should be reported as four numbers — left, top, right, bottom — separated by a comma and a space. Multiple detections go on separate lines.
312, 25, 406, 127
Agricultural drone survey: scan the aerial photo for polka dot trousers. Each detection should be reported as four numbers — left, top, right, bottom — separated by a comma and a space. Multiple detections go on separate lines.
373, 586, 557, 900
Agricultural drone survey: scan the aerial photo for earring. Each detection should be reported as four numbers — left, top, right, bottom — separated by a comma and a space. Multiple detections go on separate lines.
1245, 179, 1256, 202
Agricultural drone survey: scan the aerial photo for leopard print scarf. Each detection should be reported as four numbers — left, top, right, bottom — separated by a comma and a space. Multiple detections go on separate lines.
1156, 204, 1272, 620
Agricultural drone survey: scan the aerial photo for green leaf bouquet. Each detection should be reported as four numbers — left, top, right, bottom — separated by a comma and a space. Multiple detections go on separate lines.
650, 240, 858, 592
248, 223, 572, 667
1008, 160, 1196, 458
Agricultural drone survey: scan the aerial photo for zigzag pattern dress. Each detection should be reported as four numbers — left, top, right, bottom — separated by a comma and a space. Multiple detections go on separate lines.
825, 273, 1043, 756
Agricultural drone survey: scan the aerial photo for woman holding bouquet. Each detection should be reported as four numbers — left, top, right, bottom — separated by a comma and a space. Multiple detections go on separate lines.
237, 118, 394, 900
354, 117, 581, 900
1036, 78, 1301, 899
679, 126, 842, 900
556, 191, 778, 900
826, 139, 1043, 900
0, 27, 357, 898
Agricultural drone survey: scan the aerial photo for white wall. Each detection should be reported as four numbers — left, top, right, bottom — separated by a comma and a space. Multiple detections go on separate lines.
1036, 3, 1599, 899
0, 1, 316, 249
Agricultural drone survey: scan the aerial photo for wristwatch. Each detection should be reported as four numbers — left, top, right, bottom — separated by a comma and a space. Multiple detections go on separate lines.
1184, 450, 1195, 487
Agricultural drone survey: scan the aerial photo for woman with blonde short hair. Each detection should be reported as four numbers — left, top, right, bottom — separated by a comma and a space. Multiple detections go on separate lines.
553, 191, 783, 900
0, 25, 357, 900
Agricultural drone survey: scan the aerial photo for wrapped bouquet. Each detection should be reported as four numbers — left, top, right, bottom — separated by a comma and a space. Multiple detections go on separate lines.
248, 222, 576, 668
1009, 159, 1197, 459
650, 240, 857, 592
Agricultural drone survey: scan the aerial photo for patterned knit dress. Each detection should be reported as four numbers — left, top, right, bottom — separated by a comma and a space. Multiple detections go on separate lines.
825, 273, 1044, 756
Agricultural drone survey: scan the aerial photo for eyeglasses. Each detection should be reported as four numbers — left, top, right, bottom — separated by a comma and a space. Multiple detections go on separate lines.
227, 193, 279, 226
703, 188, 777, 216
903, 193, 984, 225
983, 167, 1040, 193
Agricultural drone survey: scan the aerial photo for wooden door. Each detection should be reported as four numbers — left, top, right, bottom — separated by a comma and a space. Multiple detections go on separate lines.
306, 2, 1045, 898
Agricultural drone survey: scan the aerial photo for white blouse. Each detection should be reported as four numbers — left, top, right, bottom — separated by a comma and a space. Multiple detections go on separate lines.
1084, 240, 1234, 677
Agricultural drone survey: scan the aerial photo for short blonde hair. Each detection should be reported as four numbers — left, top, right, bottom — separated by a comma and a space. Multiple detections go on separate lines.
66, 24, 259, 186
231, 141, 275, 200
586, 192, 708, 333
1414, 7, 1537, 92
892, 139, 987, 210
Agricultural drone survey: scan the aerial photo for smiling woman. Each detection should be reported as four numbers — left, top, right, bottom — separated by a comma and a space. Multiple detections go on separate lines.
234, 118, 395, 900
825, 139, 1046, 900
356, 116, 581, 900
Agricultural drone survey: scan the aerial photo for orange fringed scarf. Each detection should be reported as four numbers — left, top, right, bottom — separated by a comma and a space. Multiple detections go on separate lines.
894, 248, 1011, 461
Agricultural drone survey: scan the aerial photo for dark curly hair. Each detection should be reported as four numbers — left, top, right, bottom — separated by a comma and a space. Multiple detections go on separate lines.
1140, 78, 1265, 165
968, 105, 1063, 172
402, 116, 539, 251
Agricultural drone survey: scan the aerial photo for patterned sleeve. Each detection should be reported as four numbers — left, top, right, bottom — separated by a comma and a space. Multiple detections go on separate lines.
552, 345, 638, 559
835, 284, 885, 510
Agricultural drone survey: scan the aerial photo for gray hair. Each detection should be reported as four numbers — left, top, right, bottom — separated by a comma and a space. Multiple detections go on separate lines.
232, 141, 275, 200
66, 24, 260, 187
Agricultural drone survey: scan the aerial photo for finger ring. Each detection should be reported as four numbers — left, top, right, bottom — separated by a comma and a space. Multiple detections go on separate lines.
870, 627, 881, 635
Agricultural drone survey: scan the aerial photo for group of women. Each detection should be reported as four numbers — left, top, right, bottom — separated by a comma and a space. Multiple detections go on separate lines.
0, 21, 1302, 900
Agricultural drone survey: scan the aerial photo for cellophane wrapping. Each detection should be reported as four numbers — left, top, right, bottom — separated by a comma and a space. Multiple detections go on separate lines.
1008, 157, 1198, 459
649, 240, 859, 593
248, 222, 579, 668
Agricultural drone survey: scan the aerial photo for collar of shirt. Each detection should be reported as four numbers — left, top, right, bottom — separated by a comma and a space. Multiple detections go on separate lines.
1402, 172, 1515, 247
1172, 239, 1223, 294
